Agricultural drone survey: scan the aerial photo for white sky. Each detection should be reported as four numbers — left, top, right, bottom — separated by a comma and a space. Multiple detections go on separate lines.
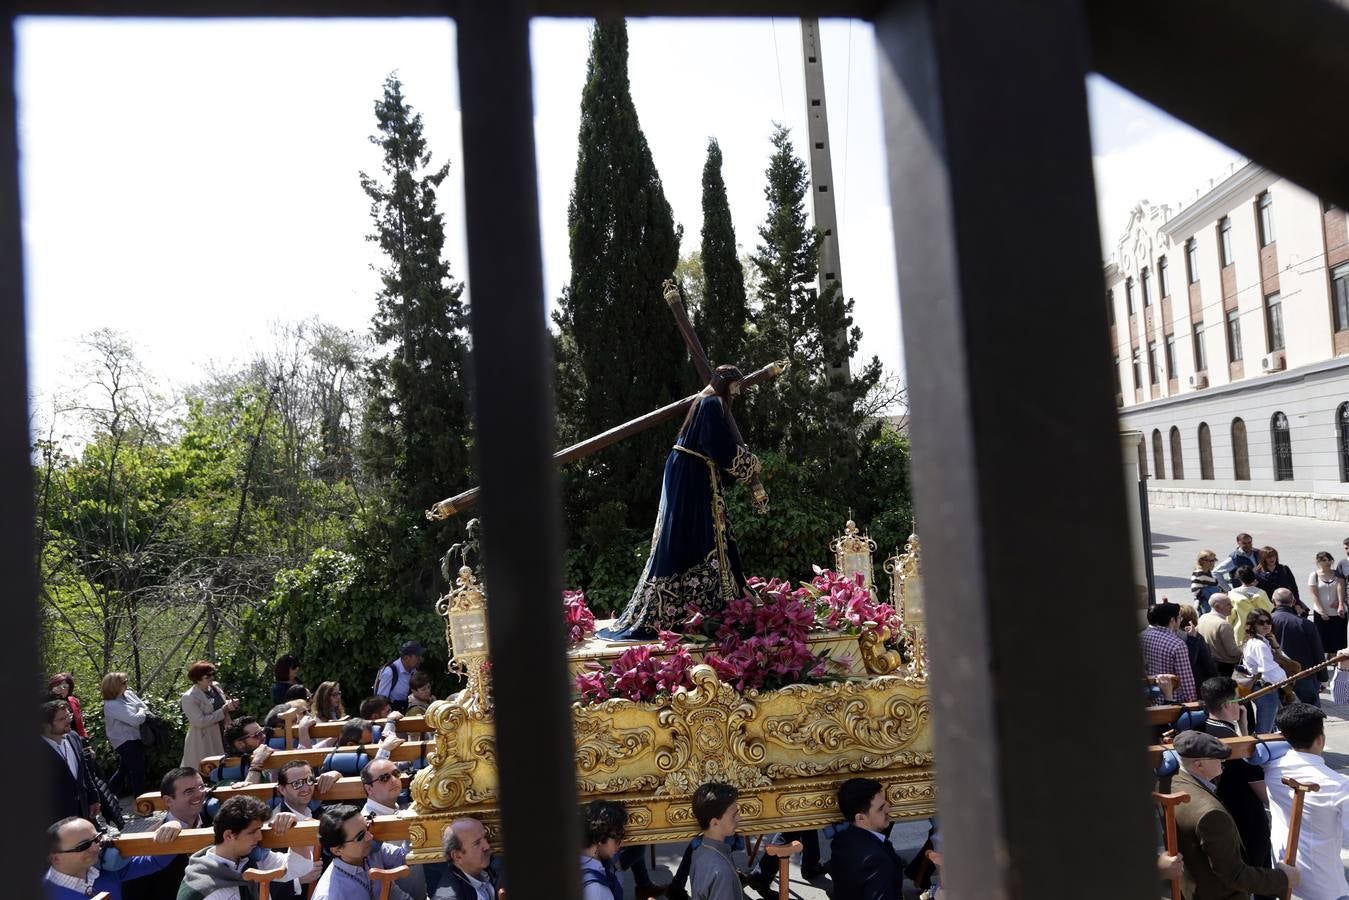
17, 17, 1244, 418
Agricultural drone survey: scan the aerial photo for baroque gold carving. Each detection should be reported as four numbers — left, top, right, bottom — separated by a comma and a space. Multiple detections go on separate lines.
574, 713, 655, 773
780, 793, 838, 814
762, 682, 929, 754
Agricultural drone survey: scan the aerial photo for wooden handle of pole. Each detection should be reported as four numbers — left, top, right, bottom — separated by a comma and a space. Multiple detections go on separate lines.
1152, 791, 1190, 900
370, 865, 410, 900
765, 840, 804, 900
1281, 776, 1320, 900
243, 866, 289, 892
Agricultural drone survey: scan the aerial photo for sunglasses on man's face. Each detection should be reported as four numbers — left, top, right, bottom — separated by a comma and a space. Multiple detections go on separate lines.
54, 831, 106, 854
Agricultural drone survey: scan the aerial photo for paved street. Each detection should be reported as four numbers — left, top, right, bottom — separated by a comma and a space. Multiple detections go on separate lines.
1146, 504, 1349, 607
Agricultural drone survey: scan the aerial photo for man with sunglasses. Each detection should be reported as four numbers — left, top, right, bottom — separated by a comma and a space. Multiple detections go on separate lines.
223, 717, 276, 785
313, 805, 412, 900
271, 761, 340, 900
44, 816, 170, 899
124, 768, 218, 900
361, 758, 428, 898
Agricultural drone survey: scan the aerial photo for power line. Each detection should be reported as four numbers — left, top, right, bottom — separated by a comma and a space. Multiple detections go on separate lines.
770, 18, 786, 122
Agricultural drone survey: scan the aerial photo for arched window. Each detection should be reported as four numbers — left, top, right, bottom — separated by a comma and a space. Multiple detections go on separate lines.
1152, 429, 1166, 479
1271, 411, 1294, 481
1169, 427, 1185, 479
1137, 441, 1148, 480
1232, 418, 1250, 481
1338, 403, 1349, 482
1198, 423, 1214, 480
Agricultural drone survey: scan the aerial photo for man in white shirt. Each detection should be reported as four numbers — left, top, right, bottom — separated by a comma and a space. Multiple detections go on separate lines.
375, 642, 425, 713
271, 761, 338, 899
176, 795, 313, 900
1264, 703, 1349, 900
361, 758, 426, 899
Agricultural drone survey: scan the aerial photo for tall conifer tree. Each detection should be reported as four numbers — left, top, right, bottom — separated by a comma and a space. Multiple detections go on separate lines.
741, 124, 882, 476
554, 21, 688, 559
358, 73, 471, 607
695, 138, 747, 367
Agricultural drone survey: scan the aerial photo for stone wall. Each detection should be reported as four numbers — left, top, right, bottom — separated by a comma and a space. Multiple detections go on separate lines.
1147, 486, 1349, 521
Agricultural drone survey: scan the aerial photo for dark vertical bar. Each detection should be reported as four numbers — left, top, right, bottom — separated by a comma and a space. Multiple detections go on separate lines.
455, 5, 579, 900
1, 14, 45, 869
873, 1, 1154, 896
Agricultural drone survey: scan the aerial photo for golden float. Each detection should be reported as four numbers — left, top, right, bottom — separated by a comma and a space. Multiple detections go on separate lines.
401, 524, 934, 860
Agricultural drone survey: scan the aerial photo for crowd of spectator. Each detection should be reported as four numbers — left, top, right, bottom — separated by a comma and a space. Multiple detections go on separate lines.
1149, 532, 1349, 900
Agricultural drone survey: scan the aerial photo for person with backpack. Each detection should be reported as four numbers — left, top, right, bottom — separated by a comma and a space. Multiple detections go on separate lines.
579, 800, 627, 900
374, 642, 424, 713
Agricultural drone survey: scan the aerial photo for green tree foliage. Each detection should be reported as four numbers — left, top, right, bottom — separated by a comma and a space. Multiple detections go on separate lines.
740, 124, 883, 476
553, 21, 692, 605
357, 72, 471, 609
694, 138, 747, 368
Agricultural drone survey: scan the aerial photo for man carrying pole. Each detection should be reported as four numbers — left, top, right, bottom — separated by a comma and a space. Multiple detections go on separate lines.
1264, 703, 1349, 900
1171, 730, 1296, 899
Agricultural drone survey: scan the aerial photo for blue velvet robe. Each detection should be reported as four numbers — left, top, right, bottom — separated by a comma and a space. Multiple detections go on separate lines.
601, 395, 759, 639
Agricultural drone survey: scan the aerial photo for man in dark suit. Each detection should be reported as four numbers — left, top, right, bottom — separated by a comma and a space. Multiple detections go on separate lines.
41, 698, 101, 826
1170, 730, 1295, 899
433, 817, 499, 900
1199, 676, 1275, 900
829, 778, 904, 900
1271, 588, 1325, 706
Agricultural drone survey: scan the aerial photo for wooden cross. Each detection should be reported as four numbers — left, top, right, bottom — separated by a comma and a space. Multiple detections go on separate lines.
1281, 776, 1319, 900
1152, 790, 1189, 900
428, 279, 787, 519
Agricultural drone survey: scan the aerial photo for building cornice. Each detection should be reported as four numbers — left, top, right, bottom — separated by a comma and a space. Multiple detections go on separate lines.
1160, 161, 1276, 239
1119, 354, 1349, 416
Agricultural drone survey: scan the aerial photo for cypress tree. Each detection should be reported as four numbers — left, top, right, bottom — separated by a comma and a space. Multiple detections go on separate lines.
357, 73, 471, 608
694, 138, 747, 368
741, 124, 882, 477
553, 20, 690, 598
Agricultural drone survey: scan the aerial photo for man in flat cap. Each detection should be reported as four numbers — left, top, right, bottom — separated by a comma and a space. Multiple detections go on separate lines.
1171, 730, 1298, 899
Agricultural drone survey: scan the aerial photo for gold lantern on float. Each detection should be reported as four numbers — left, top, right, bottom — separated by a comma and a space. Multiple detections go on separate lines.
884, 530, 928, 680
830, 516, 877, 591
437, 565, 492, 714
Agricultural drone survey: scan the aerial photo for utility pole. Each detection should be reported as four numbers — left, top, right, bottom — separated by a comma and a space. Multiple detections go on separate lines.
799, 17, 851, 385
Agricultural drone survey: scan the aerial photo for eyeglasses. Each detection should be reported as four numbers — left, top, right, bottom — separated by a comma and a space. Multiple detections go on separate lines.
1256, 619, 1273, 625
244, 731, 266, 740
54, 831, 106, 854
368, 772, 399, 786
283, 777, 317, 789
342, 828, 368, 845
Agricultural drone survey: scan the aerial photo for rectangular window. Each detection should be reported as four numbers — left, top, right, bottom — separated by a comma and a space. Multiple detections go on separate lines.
1125, 277, 1135, 315
1227, 309, 1243, 362
1147, 341, 1161, 384
1158, 255, 1170, 297
1186, 238, 1199, 284
1141, 268, 1151, 307
1106, 289, 1115, 326
1112, 357, 1122, 393
1193, 322, 1207, 372
1165, 334, 1178, 379
1332, 261, 1349, 332
1266, 291, 1285, 351
1219, 217, 1233, 267
1132, 350, 1142, 391
1257, 192, 1275, 246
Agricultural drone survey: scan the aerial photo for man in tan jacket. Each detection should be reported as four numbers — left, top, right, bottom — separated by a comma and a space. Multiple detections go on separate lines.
1196, 594, 1241, 677
1171, 730, 1296, 899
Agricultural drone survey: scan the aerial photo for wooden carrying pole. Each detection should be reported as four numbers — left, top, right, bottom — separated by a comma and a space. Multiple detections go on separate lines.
1152, 791, 1190, 900
1243, 653, 1342, 704
426, 358, 788, 519
1281, 776, 1319, 900
764, 839, 804, 900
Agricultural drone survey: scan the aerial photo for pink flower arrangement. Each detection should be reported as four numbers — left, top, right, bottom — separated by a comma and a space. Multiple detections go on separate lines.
563, 589, 596, 645
570, 567, 900, 704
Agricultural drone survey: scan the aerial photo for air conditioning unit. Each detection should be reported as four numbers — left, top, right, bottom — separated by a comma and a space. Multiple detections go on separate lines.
1261, 351, 1287, 372
1189, 373, 1209, 389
